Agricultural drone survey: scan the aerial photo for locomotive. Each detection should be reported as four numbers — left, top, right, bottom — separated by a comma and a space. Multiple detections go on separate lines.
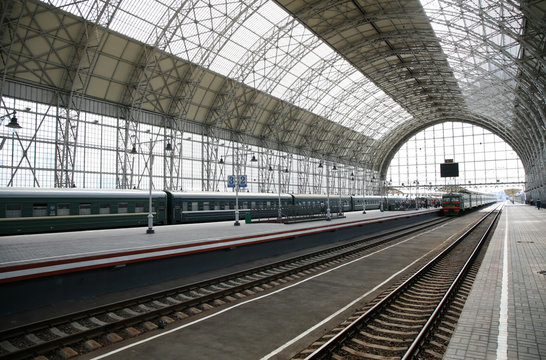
441, 192, 497, 215
0, 188, 403, 236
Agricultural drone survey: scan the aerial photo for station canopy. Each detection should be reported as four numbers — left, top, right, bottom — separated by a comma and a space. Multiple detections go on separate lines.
1, 0, 544, 175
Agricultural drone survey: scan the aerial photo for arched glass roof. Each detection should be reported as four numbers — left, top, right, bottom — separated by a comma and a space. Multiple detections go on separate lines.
48, 0, 412, 140
3, 0, 544, 192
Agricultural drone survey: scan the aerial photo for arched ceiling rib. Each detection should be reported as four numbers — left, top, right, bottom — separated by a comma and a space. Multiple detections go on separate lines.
275, 0, 545, 174
1, 0, 545, 177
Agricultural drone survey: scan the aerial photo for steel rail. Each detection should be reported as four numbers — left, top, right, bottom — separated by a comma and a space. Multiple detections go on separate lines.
0, 217, 448, 360
402, 203, 503, 358
303, 204, 503, 359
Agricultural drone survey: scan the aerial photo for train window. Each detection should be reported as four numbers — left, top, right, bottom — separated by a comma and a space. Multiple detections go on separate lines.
203, 202, 210, 210
251, 201, 256, 209
99, 203, 110, 214
5, 204, 22, 217
191, 202, 198, 211
267, 201, 271, 207
214, 201, 220, 210
79, 203, 92, 215
118, 203, 128, 213
57, 203, 70, 216
243, 201, 248, 209
32, 204, 48, 217
182, 202, 188, 211
135, 202, 145, 212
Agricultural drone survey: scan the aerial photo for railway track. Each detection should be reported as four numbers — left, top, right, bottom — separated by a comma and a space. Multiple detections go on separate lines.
293, 205, 502, 360
0, 216, 449, 360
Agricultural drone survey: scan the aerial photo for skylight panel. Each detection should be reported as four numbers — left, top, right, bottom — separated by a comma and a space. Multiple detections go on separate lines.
421, 0, 523, 124
109, 9, 155, 44
48, 0, 412, 140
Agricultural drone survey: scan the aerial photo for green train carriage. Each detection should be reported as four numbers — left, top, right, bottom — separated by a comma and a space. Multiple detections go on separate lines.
0, 188, 168, 235
165, 191, 293, 223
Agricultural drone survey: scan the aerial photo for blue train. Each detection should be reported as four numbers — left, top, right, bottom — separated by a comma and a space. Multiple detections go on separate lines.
0, 188, 404, 236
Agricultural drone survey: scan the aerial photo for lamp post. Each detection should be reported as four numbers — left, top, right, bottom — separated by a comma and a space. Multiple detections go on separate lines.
268, 163, 288, 221
385, 179, 392, 211
129, 138, 172, 234
334, 165, 343, 215
361, 168, 367, 214
413, 180, 420, 210
219, 150, 257, 226
319, 162, 334, 220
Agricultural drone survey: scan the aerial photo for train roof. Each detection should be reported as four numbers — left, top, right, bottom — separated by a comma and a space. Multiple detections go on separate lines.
291, 193, 351, 199
0, 188, 166, 199
442, 191, 495, 196
166, 191, 292, 200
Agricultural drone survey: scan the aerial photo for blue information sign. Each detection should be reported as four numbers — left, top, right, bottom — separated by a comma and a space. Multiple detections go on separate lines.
238, 175, 247, 188
227, 175, 247, 188
227, 175, 236, 188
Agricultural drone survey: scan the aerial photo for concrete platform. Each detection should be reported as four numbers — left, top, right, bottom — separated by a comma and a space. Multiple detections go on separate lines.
0, 208, 438, 284
79, 205, 462, 360
445, 203, 546, 359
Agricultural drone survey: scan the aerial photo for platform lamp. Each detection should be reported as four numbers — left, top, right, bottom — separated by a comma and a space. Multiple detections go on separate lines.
1, 111, 22, 132
129, 139, 172, 234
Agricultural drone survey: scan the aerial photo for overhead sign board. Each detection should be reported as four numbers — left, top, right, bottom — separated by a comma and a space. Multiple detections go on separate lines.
227, 175, 236, 188
238, 175, 247, 188
227, 175, 247, 188
440, 163, 459, 177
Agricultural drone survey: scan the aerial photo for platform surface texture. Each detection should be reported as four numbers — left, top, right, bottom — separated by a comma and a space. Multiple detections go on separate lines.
0, 209, 429, 267
445, 203, 546, 359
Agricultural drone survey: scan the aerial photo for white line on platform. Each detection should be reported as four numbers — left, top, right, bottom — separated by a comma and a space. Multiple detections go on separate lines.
90, 221, 449, 360
497, 208, 509, 360
260, 224, 456, 360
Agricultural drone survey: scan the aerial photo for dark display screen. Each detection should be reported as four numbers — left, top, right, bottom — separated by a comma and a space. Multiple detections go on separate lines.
440, 163, 459, 177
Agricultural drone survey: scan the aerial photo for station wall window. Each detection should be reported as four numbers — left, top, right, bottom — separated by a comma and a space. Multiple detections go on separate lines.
100, 203, 110, 214
5, 204, 22, 217
118, 203, 128, 213
79, 203, 92, 215
32, 204, 48, 217
57, 203, 70, 216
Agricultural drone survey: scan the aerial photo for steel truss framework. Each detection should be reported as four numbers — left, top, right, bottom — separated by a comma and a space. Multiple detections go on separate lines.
0, 0, 544, 200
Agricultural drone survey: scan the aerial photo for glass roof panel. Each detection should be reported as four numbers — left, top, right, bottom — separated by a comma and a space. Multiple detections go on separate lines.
47, 0, 412, 140
420, 0, 523, 124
